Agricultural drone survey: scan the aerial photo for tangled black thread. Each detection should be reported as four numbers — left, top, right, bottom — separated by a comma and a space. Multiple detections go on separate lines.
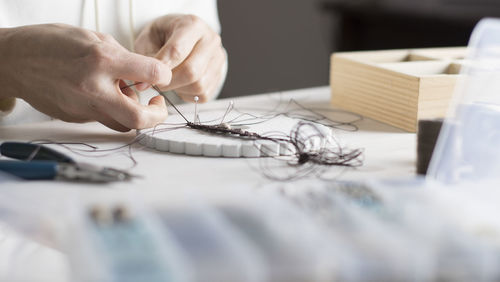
28, 84, 364, 179
183, 118, 363, 180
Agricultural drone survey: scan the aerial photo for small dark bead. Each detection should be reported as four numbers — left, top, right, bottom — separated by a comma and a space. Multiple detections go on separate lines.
298, 153, 310, 164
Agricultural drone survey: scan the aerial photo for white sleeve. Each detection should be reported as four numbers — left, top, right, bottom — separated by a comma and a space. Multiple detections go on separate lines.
133, 0, 221, 36
175, 0, 221, 34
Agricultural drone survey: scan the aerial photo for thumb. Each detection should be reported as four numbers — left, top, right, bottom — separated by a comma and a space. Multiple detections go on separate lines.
111, 50, 172, 86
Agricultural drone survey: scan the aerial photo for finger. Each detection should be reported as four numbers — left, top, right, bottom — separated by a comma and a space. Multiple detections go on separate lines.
98, 90, 168, 129
119, 80, 139, 103
110, 50, 172, 87
135, 82, 151, 91
96, 114, 131, 132
174, 51, 225, 97
176, 73, 220, 104
176, 66, 223, 104
95, 32, 121, 46
177, 92, 205, 103
134, 26, 161, 57
148, 95, 169, 112
95, 32, 172, 86
57, 113, 91, 124
161, 36, 220, 91
155, 18, 206, 69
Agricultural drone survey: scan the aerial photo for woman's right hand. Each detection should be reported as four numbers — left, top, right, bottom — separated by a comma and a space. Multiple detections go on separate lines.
0, 24, 172, 132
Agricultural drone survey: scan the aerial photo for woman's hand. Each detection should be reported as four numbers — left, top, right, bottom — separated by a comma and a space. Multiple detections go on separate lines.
134, 14, 226, 103
0, 24, 172, 132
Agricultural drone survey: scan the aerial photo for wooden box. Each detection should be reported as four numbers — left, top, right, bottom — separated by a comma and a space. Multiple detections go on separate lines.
330, 47, 466, 132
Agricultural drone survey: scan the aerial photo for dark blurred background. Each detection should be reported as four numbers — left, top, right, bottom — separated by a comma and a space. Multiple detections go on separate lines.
217, 0, 500, 98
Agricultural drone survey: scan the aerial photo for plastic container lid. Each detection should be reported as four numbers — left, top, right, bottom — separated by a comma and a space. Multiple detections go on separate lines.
428, 18, 500, 184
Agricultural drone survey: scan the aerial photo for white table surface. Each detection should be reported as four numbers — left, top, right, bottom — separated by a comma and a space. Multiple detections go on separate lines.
0, 86, 416, 190
0, 86, 416, 281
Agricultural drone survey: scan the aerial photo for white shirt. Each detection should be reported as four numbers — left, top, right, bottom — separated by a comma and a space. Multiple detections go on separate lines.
0, 0, 221, 125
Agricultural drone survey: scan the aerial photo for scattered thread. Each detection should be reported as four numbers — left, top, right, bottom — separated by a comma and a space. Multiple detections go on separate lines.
29, 84, 364, 179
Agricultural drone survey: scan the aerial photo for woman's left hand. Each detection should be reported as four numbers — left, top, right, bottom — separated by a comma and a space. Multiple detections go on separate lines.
135, 14, 226, 103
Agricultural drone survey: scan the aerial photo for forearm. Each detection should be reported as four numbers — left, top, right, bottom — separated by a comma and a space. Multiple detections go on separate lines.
0, 28, 18, 114
0, 27, 19, 100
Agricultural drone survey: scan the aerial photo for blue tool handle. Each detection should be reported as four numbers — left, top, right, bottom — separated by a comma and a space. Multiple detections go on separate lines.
0, 142, 75, 163
0, 160, 58, 180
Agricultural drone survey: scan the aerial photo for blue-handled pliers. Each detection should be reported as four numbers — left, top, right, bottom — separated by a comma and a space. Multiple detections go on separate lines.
0, 142, 134, 182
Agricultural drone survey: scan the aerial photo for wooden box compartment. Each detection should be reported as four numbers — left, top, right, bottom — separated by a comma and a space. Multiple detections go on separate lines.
330, 47, 466, 132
